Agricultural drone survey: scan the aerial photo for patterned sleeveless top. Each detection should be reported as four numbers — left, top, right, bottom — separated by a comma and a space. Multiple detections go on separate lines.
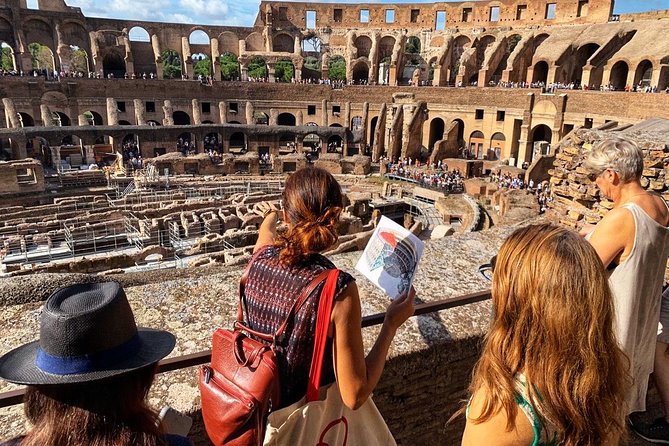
514, 374, 559, 446
242, 245, 355, 408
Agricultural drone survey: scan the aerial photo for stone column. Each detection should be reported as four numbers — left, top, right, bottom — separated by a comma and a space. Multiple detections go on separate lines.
240, 63, 248, 82
151, 34, 163, 79
269, 109, 278, 126
106, 98, 119, 126
134, 99, 146, 125
321, 99, 328, 126
163, 100, 174, 125
368, 32, 380, 83
192, 99, 202, 125
41, 105, 55, 127
182, 37, 192, 79
267, 63, 276, 82
361, 101, 369, 146
219, 101, 227, 124
344, 102, 351, 129
296, 110, 303, 126
210, 38, 220, 80
78, 113, 89, 126
89, 31, 102, 75
2, 99, 20, 128
245, 101, 254, 125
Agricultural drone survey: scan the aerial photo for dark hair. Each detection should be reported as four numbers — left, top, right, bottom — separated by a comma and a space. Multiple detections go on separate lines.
277, 167, 343, 265
18, 365, 166, 446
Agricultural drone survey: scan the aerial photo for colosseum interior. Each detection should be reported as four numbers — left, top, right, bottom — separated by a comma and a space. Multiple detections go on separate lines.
0, 0, 668, 443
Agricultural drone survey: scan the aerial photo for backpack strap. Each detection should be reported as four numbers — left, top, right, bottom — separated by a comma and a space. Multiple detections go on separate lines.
236, 247, 334, 344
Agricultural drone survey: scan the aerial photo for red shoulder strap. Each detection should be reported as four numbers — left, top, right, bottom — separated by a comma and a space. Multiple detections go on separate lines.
306, 269, 340, 402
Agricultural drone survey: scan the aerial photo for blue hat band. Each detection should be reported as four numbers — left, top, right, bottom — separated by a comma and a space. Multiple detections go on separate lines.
35, 334, 142, 375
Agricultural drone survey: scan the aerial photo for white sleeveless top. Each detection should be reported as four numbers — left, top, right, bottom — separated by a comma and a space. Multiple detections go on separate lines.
604, 202, 669, 413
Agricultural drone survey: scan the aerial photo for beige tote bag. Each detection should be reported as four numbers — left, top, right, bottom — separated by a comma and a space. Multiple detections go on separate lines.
263, 382, 396, 446
264, 270, 396, 446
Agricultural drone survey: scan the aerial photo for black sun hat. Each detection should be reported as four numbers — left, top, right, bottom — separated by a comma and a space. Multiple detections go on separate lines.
0, 282, 175, 385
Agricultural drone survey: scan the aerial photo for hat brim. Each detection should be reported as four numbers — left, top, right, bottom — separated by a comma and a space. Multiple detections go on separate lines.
0, 328, 175, 385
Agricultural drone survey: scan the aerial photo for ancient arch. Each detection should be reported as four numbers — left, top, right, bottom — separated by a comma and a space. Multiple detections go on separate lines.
147, 120, 161, 126
204, 132, 221, 152
217, 31, 239, 55
83, 110, 103, 126
379, 36, 395, 63
254, 111, 269, 125
472, 35, 496, 81
351, 116, 363, 130
303, 133, 321, 151
172, 111, 191, 125
634, 60, 653, 88
53, 111, 70, 126
189, 30, 210, 45
327, 135, 343, 151
302, 56, 321, 80
277, 112, 296, 126
452, 119, 465, 148
491, 34, 521, 83
328, 55, 346, 81
248, 56, 267, 79
1, 41, 16, 72
532, 61, 549, 84
469, 130, 485, 159
610, 60, 629, 90
352, 60, 369, 83
24, 18, 55, 54
569, 43, 600, 85
162, 49, 182, 79
354, 35, 372, 58
245, 32, 264, 52
18, 112, 35, 127
659, 59, 669, 90
229, 131, 246, 150
402, 36, 422, 83
490, 132, 506, 160
428, 117, 445, 150
0, 17, 14, 50
449, 35, 471, 84
118, 120, 132, 125
369, 116, 378, 147
273, 33, 294, 53
220, 52, 239, 80
103, 52, 125, 78
129, 26, 150, 42
530, 124, 552, 157
29, 42, 55, 72
191, 52, 211, 78
275, 58, 294, 82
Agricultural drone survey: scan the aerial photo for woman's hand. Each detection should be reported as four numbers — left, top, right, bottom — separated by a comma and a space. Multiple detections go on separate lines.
255, 201, 280, 218
384, 286, 416, 331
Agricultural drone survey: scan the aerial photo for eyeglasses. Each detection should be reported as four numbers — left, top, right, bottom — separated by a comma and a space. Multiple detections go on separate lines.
478, 255, 497, 282
587, 168, 617, 182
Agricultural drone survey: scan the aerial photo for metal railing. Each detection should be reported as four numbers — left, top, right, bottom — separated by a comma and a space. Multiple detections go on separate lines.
0, 289, 491, 408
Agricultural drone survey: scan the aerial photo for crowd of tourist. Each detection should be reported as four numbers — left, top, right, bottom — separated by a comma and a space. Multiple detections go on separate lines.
384, 158, 465, 193
176, 138, 196, 156
121, 140, 143, 171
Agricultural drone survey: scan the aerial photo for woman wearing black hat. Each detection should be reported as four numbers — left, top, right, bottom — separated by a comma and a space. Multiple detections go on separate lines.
0, 282, 193, 446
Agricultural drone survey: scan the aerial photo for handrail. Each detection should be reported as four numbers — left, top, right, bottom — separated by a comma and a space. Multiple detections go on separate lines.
0, 289, 491, 408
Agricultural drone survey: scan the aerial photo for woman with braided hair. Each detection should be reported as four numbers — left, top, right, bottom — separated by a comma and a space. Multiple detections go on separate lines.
244, 166, 415, 410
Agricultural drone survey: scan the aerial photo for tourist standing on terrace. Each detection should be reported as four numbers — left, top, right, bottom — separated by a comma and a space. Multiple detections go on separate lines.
246, 166, 415, 410
0, 282, 192, 446
580, 138, 669, 439
462, 224, 629, 446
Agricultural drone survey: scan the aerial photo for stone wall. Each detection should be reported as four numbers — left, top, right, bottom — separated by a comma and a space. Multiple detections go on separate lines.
547, 124, 669, 228
0, 159, 45, 196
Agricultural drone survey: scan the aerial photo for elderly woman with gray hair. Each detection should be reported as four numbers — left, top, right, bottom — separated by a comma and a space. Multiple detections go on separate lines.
581, 137, 669, 439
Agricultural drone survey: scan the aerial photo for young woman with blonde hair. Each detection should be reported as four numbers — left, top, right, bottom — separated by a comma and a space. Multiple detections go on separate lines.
462, 224, 629, 446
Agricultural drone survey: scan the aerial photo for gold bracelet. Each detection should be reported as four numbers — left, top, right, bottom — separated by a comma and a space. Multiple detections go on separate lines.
263, 209, 278, 219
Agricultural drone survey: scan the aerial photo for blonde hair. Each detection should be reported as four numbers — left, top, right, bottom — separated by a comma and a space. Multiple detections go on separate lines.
467, 224, 629, 446
583, 137, 643, 183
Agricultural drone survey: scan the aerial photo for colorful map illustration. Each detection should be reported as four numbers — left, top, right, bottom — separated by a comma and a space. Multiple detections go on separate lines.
356, 216, 424, 300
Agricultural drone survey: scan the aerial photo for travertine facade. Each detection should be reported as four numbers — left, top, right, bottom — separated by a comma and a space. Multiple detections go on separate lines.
1, 0, 669, 171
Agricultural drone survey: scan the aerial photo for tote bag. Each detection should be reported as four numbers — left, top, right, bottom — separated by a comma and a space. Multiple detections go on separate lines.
263, 269, 396, 446
263, 383, 396, 446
